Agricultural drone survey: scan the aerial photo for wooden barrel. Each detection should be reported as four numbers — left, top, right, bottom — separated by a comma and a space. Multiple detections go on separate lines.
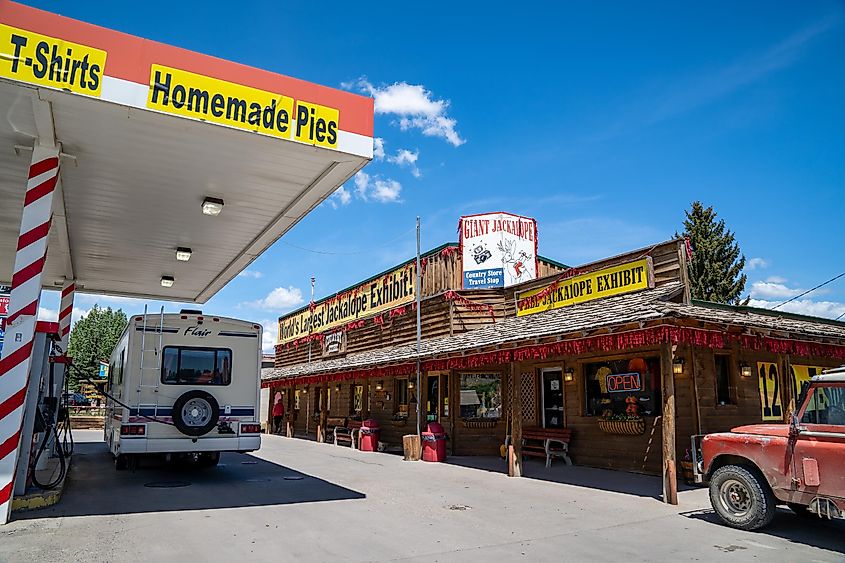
403, 434, 421, 461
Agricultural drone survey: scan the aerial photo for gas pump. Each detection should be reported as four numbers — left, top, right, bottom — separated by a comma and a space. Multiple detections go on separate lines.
12, 322, 71, 499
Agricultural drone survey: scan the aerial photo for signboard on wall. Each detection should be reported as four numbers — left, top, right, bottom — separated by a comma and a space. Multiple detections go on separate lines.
322, 330, 347, 357
516, 257, 654, 317
278, 264, 415, 344
757, 362, 783, 421
460, 212, 538, 289
0, 287, 8, 357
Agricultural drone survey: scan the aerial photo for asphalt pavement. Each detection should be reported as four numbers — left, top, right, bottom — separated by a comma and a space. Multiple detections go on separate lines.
0, 430, 842, 562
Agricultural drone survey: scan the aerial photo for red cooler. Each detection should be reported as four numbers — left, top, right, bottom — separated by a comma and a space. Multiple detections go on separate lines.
359, 419, 381, 452
421, 422, 447, 462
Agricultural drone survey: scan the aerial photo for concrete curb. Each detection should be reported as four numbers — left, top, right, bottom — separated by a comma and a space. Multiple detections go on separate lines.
11, 456, 71, 513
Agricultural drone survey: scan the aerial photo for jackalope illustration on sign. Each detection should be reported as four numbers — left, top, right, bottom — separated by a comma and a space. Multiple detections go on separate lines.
497, 239, 534, 285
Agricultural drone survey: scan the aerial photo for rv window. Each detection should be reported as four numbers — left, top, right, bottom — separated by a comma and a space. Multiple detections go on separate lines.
161, 346, 232, 386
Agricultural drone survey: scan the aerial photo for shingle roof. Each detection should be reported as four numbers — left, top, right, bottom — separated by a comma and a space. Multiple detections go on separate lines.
263, 282, 845, 382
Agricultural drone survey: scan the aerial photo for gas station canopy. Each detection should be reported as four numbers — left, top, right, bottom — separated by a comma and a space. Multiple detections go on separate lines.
0, 1, 374, 302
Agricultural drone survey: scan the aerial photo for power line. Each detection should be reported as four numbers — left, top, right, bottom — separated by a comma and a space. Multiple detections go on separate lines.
771, 271, 845, 310
279, 225, 417, 256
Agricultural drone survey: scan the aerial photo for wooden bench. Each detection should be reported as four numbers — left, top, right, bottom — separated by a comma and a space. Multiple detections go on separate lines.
508, 427, 572, 468
322, 417, 347, 443
334, 419, 363, 449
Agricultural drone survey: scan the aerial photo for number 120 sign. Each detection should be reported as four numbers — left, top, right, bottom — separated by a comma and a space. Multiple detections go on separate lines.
606, 372, 642, 393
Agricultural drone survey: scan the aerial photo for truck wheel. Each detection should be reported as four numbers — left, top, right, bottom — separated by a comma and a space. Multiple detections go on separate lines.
172, 390, 220, 437
709, 465, 776, 530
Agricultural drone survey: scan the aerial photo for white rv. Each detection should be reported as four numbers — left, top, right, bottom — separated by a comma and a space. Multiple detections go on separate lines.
104, 309, 262, 469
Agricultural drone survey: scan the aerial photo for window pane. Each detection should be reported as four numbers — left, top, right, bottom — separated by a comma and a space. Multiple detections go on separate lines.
160, 347, 231, 385
802, 386, 845, 426
715, 355, 733, 405
459, 373, 502, 419
584, 357, 662, 417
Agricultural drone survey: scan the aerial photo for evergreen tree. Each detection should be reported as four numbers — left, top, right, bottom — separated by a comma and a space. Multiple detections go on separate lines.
66, 305, 127, 389
679, 202, 747, 304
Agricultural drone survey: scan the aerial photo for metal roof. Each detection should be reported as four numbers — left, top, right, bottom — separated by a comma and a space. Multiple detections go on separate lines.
0, 2, 373, 302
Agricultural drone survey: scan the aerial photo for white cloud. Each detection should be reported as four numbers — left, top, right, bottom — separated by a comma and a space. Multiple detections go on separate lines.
748, 298, 845, 320
750, 281, 802, 300
388, 148, 421, 178
350, 78, 465, 147
747, 257, 769, 270
766, 275, 787, 284
38, 306, 58, 322
327, 185, 352, 209
352, 170, 402, 203
259, 319, 279, 353
373, 137, 385, 160
238, 270, 263, 279
244, 286, 304, 312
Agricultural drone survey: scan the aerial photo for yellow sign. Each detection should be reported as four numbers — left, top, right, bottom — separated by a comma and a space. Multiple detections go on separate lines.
293, 100, 339, 149
147, 65, 339, 148
279, 264, 416, 344
757, 362, 783, 421
516, 257, 653, 317
790, 365, 829, 412
0, 24, 106, 96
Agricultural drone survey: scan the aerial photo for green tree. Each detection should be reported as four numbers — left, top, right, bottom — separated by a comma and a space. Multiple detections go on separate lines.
679, 201, 747, 304
66, 305, 127, 389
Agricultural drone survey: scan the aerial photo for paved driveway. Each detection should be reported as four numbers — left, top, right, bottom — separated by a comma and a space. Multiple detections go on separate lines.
1, 431, 842, 562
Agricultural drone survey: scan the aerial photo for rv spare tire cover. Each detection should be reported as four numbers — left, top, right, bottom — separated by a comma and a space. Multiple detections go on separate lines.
172, 390, 220, 437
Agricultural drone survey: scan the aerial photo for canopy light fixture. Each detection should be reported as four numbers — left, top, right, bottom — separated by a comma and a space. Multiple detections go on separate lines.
408, 380, 415, 390
160, 276, 175, 288
201, 196, 224, 216
175, 247, 192, 261
673, 357, 685, 375
564, 367, 575, 383
740, 362, 753, 378
375, 380, 384, 391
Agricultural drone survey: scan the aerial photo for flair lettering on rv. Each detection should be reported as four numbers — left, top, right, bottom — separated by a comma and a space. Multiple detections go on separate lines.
185, 326, 212, 337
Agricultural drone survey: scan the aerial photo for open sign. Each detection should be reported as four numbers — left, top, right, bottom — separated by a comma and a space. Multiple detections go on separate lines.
606, 372, 642, 393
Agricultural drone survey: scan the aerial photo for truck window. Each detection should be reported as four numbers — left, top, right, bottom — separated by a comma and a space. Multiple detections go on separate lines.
801, 386, 844, 426
161, 346, 232, 386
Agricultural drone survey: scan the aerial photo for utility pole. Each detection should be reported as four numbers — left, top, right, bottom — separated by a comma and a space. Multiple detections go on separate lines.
307, 276, 315, 366
415, 217, 422, 437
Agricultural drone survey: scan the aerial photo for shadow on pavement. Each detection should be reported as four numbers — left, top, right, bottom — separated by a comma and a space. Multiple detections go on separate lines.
13, 439, 365, 521
444, 455, 699, 500
681, 507, 845, 553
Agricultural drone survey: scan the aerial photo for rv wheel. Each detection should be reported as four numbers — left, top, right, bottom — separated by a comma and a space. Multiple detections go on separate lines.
173, 390, 220, 437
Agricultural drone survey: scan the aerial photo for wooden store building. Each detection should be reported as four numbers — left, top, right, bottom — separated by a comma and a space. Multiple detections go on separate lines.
262, 237, 845, 502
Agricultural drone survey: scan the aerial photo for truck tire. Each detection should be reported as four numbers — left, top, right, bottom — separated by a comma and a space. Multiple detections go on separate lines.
173, 390, 219, 437
709, 464, 776, 530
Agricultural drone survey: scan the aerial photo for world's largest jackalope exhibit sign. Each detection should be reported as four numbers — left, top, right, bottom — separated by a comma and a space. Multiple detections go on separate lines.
278, 265, 415, 344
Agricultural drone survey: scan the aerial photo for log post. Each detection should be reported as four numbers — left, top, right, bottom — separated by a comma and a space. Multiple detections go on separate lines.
318, 385, 328, 442
661, 342, 678, 505
509, 363, 523, 477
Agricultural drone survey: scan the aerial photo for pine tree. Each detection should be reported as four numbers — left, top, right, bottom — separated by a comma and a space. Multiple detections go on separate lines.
679, 202, 747, 304
66, 305, 127, 389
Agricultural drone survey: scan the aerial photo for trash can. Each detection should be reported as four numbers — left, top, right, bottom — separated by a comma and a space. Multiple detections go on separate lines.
359, 419, 381, 452
421, 422, 447, 462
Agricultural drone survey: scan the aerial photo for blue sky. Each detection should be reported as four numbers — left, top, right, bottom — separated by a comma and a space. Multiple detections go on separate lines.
30, 1, 845, 351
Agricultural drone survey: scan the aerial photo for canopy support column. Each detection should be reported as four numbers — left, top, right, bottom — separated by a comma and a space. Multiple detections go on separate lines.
661, 342, 679, 505
0, 145, 61, 524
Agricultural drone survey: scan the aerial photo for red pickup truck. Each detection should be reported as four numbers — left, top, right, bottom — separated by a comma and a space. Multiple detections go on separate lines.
694, 368, 845, 530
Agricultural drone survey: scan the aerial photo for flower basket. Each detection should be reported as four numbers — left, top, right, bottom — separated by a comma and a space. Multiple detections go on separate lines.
597, 418, 645, 435
462, 419, 498, 429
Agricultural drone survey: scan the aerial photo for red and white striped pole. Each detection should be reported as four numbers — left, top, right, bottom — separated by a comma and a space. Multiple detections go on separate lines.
0, 145, 60, 524
58, 280, 75, 354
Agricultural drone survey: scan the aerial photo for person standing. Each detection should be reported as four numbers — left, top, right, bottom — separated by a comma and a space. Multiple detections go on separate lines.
272, 397, 285, 435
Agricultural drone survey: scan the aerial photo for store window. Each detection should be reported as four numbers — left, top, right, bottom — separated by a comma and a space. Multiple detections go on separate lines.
584, 357, 662, 417
294, 389, 301, 410
395, 379, 409, 418
459, 373, 502, 419
714, 354, 736, 405
351, 384, 363, 415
